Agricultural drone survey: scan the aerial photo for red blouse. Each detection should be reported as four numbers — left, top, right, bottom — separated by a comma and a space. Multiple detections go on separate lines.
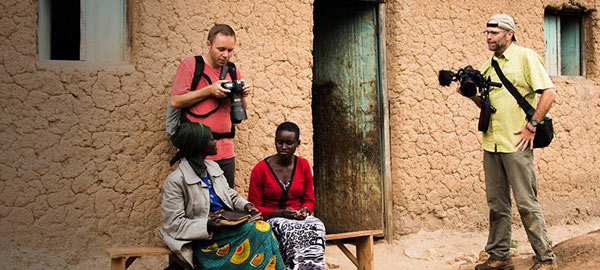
248, 156, 316, 219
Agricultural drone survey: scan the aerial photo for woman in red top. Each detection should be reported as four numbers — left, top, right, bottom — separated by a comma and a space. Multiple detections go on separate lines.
248, 122, 326, 270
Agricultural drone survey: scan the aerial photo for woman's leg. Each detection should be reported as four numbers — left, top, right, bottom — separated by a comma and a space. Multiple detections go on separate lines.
268, 216, 326, 270
193, 221, 285, 270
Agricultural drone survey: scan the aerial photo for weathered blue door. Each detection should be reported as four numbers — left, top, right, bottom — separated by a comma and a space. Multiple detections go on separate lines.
313, 1, 383, 233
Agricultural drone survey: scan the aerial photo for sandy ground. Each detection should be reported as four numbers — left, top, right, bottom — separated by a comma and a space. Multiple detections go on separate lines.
119, 217, 600, 270
325, 217, 600, 270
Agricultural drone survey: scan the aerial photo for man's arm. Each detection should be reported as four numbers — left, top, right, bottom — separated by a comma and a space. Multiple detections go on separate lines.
170, 56, 231, 109
531, 88, 556, 122
171, 81, 230, 109
457, 85, 482, 108
514, 88, 556, 150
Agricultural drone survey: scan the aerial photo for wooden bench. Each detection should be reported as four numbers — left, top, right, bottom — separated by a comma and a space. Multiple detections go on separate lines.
104, 246, 171, 270
325, 230, 382, 270
105, 230, 382, 270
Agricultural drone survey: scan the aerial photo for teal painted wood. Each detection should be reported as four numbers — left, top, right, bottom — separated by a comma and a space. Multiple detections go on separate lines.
82, 0, 126, 61
560, 15, 581, 76
313, 2, 383, 233
544, 15, 559, 76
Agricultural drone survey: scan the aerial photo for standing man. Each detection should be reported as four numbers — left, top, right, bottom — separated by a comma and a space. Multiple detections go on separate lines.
170, 24, 250, 188
459, 14, 558, 270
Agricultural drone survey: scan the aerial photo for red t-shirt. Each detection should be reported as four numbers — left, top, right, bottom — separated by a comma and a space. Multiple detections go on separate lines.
248, 156, 316, 219
171, 56, 242, 160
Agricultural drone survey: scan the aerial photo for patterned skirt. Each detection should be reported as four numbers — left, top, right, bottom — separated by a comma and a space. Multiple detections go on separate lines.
193, 220, 285, 270
267, 216, 326, 270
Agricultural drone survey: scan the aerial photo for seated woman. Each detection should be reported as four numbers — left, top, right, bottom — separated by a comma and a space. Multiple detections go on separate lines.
248, 122, 326, 270
160, 122, 284, 270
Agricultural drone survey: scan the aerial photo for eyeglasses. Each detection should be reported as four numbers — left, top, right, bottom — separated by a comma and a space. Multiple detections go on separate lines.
482, 30, 507, 37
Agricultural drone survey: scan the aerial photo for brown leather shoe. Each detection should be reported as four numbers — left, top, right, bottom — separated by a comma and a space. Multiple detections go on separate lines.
475, 257, 515, 270
530, 260, 558, 270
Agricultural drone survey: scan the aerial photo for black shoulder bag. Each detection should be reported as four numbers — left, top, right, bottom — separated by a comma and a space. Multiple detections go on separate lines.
491, 59, 554, 148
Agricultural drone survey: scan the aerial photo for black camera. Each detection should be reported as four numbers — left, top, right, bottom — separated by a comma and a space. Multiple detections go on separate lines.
221, 80, 247, 124
439, 65, 502, 132
438, 65, 502, 97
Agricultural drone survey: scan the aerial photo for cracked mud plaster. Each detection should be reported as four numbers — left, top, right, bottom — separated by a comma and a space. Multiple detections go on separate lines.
385, 0, 600, 236
0, 0, 314, 269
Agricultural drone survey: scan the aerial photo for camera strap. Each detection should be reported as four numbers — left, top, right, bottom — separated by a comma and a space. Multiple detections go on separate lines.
491, 59, 536, 118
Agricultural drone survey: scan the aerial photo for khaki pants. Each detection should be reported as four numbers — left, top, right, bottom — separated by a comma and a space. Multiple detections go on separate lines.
483, 150, 555, 262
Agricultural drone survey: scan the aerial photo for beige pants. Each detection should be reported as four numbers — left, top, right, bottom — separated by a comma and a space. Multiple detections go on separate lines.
483, 150, 555, 262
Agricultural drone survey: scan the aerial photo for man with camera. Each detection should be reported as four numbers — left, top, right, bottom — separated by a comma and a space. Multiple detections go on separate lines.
170, 24, 251, 188
458, 14, 558, 270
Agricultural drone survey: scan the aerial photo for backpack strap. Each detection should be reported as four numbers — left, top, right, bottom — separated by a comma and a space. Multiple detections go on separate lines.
183, 58, 237, 139
184, 56, 220, 119
191, 56, 212, 91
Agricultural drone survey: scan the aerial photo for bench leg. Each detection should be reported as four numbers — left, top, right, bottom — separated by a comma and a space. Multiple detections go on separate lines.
333, 240, 358, 267
356, 235, 374, 270
111, 257, 126, 270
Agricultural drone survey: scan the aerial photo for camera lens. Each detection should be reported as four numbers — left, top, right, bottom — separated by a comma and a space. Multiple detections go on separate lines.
459, 79, 477, 97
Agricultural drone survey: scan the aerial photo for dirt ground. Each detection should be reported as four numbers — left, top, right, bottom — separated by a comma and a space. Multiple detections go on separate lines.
325, 217, 600, 270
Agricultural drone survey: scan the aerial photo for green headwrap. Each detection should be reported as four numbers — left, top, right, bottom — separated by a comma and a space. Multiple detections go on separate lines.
170, 122, 212, 177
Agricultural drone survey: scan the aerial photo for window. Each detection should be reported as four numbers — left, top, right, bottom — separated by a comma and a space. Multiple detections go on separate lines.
38, 0, 128, 62
544, 10, 584, 76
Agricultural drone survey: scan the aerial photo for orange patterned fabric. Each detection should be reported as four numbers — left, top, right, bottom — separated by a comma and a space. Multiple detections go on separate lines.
193, 222, 284, 269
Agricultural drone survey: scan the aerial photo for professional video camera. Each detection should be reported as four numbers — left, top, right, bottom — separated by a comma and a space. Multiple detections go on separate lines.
438, 65, 502, 132
438, 65, 502, 97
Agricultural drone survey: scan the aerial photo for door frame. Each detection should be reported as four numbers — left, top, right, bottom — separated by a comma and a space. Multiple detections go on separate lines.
376, 3, 393, 240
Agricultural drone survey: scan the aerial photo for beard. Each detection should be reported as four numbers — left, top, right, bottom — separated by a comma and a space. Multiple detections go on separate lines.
488, 38, 508, 53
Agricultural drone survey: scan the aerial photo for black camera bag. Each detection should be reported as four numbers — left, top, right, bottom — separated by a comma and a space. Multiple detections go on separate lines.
491, 59, 554, 148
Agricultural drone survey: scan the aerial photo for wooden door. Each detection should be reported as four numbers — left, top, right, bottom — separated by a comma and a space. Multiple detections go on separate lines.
312, 1, 384, 233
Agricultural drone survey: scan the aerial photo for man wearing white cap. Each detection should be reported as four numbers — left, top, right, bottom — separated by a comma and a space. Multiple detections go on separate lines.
459, 14, 558, 270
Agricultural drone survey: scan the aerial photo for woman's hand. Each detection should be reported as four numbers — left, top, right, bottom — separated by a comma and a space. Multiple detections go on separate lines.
207, 215, 222, 231
270, 208, 299, 219
244, 203, 258, 213
298, 207, 310, 220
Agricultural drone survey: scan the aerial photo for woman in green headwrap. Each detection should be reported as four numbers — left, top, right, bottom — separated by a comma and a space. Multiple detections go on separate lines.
159, 122, 284, 270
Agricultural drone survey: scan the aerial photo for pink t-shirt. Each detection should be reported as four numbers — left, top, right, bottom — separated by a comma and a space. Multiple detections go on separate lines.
171, 56, 242, 160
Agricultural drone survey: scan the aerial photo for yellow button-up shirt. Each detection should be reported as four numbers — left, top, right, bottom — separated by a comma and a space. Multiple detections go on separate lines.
479, 44, 554, 153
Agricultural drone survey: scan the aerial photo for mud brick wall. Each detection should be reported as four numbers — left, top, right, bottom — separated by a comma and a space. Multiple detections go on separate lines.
0, 0, 314, 269
386, 0, 600, 235
1, 0, 600, 269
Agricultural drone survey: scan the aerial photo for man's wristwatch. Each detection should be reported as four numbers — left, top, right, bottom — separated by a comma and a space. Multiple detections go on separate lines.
529, 119, 539, 128
527, 119, 539, 133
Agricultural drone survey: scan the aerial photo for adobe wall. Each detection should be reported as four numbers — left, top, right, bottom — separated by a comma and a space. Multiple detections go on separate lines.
386, 0, 600, 235
1, 0, 600, 269
0, 0, 314, 269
